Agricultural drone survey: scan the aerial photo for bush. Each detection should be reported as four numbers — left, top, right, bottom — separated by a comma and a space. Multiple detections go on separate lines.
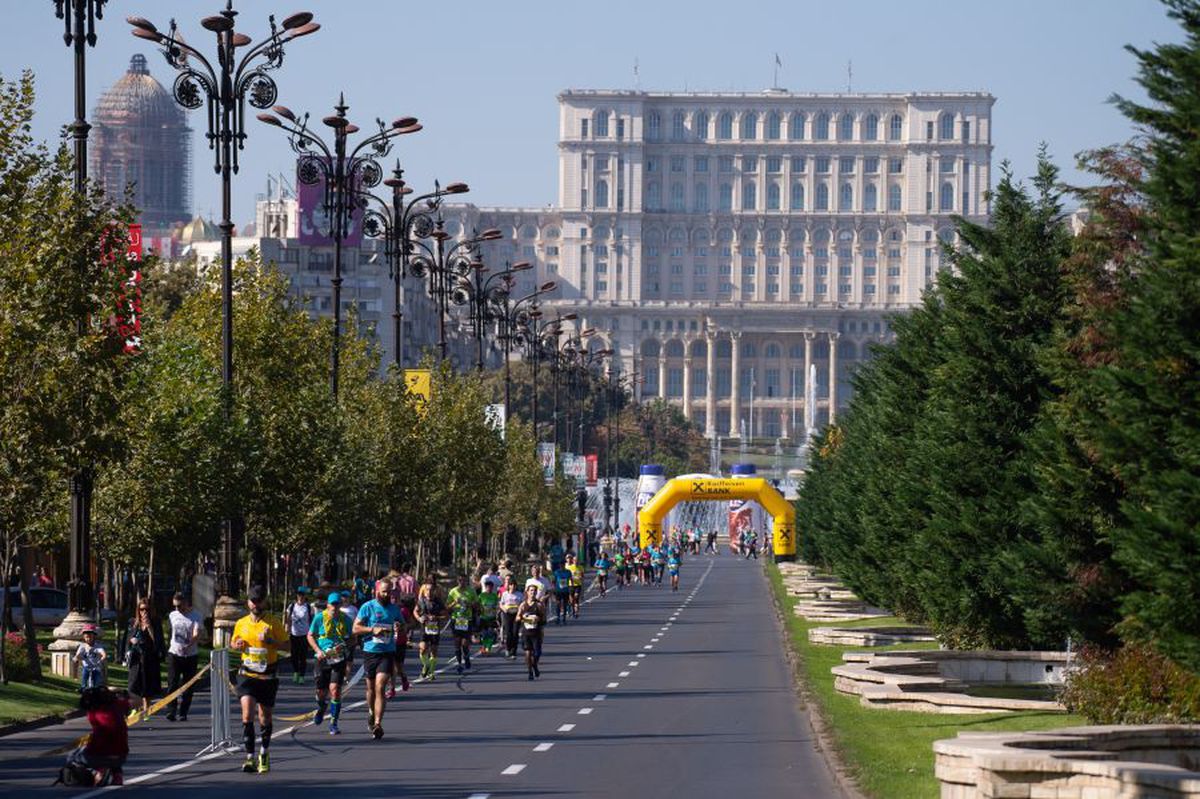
2, 631, 43, 683
1061, 644, 1200, 724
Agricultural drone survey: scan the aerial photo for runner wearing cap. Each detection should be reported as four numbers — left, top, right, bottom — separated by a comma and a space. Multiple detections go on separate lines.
307, 592, 351, 735
352, 580, 404, 740
231, 586, 287, 774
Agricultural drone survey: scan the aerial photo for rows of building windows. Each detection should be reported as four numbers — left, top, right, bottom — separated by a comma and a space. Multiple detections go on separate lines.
579, 108, 975, 144
638, 225, 931, 301
580, 152, 973, 214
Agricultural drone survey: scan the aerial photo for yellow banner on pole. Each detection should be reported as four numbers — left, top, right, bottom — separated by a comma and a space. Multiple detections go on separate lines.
404, 369, 432, 414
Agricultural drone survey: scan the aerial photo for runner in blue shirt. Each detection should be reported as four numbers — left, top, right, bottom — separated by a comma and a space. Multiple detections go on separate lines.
551, 564, 572, 625
307, 592, 352, 735
667, 551, 682, 592
651, 545, 666, 586
352, 580, 402, 740
594, 551, 611, 597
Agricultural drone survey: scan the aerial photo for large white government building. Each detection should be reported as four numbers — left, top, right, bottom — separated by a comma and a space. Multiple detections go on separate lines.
444, 88, 994, 439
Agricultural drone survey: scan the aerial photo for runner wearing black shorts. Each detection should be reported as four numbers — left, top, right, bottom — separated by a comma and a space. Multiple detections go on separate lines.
231, 586, 287, 774
517, 585, 546, 680
308, 592, 352, 735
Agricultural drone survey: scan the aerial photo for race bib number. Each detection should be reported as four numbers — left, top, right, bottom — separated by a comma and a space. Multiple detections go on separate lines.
243, 646, 269, 673
324, 644, 346, 665
597, 569, 608, 577
522, 615, 540, 630
423, 624, 440, 636
453, 618, 470, 632
370, 631, 393, 647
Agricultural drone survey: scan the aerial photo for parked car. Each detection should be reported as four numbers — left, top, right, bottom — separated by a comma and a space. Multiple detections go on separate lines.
0, 587, 117, 628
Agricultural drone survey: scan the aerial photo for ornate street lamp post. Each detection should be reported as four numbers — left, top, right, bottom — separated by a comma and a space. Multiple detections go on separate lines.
516, 313, 579, 448
451, 262, 529, 373
354, 165, 468, 368
490, 275, 554, 422
50, 0, 107, 665
257, 99, 420, 396
129, 3, 318, 640
408, 217, 503, 363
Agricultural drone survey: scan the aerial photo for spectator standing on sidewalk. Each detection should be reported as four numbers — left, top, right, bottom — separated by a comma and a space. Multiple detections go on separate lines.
284, 587, 314, 685
165, 593, 201, 722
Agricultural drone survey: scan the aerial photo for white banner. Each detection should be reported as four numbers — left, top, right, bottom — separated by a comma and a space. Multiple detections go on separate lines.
538, 443, 556, 485
484, 403, 506, 439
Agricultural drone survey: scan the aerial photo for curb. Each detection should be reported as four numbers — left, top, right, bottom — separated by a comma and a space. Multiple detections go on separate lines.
764, 561, 870, 799
0, 708, 86, 739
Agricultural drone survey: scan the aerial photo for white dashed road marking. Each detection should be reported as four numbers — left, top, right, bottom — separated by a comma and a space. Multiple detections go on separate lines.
533, 743, 554, 752
619, 671, 630, 677
578, 707, 594, 715
558, 723, 576, 732
502, 764, 527, 775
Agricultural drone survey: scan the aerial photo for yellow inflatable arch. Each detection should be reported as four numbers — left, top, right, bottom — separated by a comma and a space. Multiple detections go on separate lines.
637, 477, 796, 560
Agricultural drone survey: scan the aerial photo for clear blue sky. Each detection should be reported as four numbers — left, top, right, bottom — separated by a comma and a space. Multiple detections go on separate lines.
2, 0, 1179, 227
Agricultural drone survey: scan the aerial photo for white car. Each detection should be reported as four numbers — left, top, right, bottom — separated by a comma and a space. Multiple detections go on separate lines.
0, 587, 117, 628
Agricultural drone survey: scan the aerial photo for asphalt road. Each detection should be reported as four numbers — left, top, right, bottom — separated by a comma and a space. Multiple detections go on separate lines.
0, 555, 839, 798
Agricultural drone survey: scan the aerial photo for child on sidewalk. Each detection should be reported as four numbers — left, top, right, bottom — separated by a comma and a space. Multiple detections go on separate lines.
74, 624, 107, 690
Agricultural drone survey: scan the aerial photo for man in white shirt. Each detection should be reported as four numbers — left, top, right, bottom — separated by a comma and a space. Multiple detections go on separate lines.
285, 587, 315, 684
166, 593, 201, 722
480, 563, 502, 593
524, 564, 553, 601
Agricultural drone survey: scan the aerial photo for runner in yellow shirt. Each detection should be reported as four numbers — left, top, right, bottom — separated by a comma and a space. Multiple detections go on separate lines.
230, 586, 288, 774
566, 553, 585, 620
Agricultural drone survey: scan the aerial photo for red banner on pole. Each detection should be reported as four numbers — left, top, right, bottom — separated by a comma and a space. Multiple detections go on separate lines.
585, 454, 598, 486
114, 224, 143, 353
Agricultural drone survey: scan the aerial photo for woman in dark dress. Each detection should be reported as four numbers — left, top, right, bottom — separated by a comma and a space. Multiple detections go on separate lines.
125, 600, 165, 718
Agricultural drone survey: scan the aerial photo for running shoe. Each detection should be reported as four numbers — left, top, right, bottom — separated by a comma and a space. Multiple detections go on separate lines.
257, 752, 270, 774
329, 722, 340, 736
367, 709, 374, 730
385, 685, 396, 700
372, 724, 384, 740
400, 674, 411, 692
313, 702, 325, 726
242, 755, 256, 773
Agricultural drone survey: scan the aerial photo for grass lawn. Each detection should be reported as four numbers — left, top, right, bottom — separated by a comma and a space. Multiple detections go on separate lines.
0, 673, 81, 726
0, 630, 215, 726
767, 562, 1084, 799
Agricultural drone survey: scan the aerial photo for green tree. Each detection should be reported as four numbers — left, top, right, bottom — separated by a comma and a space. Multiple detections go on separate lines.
0, 72, 136, 681
1068, 0, 1200, 667
911, 156, 1073, 648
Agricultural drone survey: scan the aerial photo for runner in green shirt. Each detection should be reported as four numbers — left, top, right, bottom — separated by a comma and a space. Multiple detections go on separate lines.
477, 581, 500, 655
447, 573, 479, 674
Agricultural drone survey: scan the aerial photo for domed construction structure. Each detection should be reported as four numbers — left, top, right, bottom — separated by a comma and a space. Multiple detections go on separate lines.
90, 54, 191, 237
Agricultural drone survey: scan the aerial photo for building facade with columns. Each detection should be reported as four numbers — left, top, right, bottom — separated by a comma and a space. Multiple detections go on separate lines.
443, 87, 994, 438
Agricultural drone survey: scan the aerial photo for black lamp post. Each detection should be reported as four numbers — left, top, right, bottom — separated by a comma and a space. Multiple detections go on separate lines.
492, 281, 553, 423
129, 3, 318, 619
451, 262, 530, 372
408, 216, 503, 363
257, 99, 420, 396
355, 165, 468, 369
555, 330, 597, 452
513, 311, 572, 449
542, 312, 578, 451
53, 0, 106, 645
